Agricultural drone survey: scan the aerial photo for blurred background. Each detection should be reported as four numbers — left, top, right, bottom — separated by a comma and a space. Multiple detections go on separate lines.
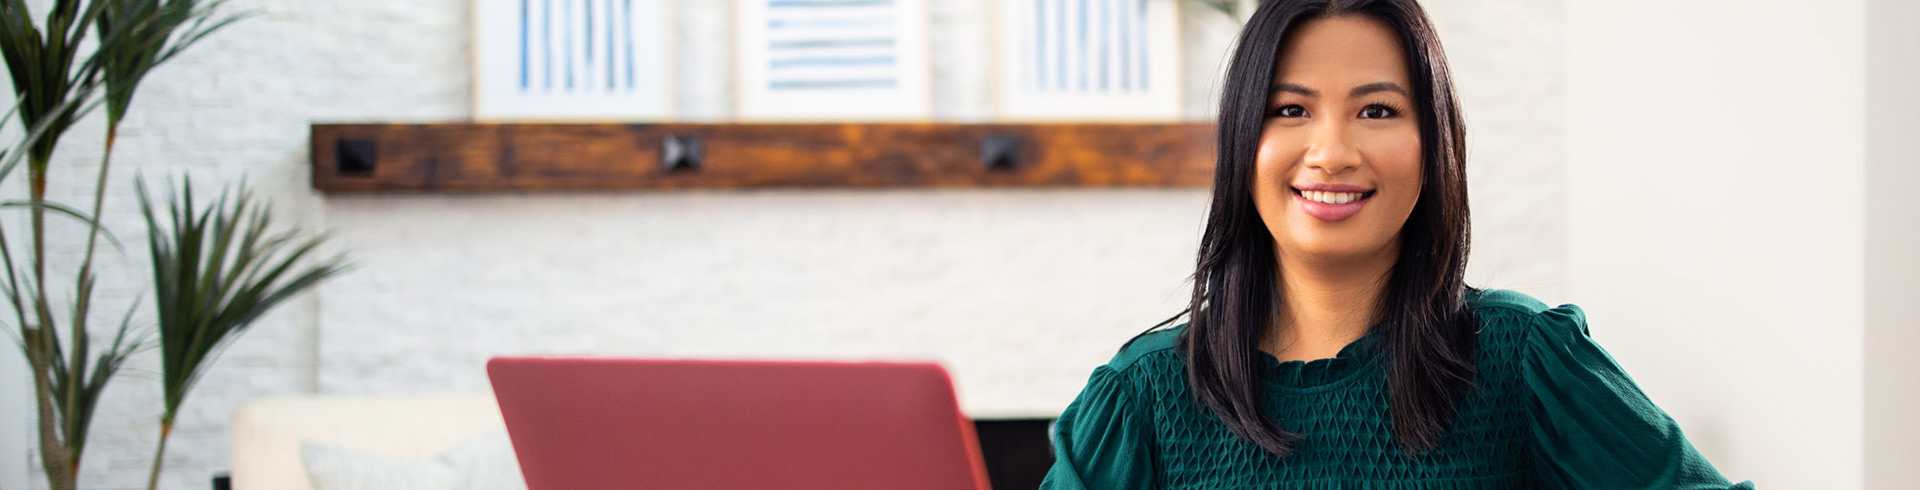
0, 0, 1914, 489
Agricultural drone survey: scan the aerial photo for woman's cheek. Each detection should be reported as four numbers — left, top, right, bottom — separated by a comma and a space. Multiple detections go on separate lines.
1252, 139, 1302, 206
1383, 136, 1423, 216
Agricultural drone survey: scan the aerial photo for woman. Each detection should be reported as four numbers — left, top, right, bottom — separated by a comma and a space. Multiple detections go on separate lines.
1039, 0, 1752, 488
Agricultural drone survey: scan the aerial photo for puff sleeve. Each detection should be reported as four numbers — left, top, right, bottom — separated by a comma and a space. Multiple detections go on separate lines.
1520, 303, 1754, 489
1039, 365, 1157, 490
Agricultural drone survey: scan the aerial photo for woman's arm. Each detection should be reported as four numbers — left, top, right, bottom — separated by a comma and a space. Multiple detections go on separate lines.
1040, 365, 1157, 490
1520, 303, 1754, 490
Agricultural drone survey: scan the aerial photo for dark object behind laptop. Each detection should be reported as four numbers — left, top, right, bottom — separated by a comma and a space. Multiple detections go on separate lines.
974, 418, 1056, 490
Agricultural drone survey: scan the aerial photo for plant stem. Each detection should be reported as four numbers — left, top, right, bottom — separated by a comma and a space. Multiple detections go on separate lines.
28, 156, 75, 478
22, 154, 75, 490
29, 345, 74, 490
144, 417, 173, 490
75, 123, 115, 325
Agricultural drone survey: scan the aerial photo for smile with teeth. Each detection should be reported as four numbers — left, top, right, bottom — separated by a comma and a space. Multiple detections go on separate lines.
1293, 188, 1375, 205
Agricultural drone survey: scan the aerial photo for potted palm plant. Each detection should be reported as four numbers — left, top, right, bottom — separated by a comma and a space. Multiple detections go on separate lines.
1, 2, 226, 488
1, 2, 350, 490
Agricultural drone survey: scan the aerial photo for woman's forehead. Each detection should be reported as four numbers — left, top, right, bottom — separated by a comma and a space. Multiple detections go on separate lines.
1271, 15, 1412, 92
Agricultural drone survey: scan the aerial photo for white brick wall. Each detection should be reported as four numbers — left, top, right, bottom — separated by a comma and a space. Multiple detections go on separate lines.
4, 0, 1564, 488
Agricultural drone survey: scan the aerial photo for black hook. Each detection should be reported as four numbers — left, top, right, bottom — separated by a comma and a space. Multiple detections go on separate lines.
337, 139, 377, 175
982, 134, 1020, 171
661, 134, 703, 172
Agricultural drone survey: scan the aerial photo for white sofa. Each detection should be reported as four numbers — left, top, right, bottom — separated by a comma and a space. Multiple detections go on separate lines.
228, 394, 508, 490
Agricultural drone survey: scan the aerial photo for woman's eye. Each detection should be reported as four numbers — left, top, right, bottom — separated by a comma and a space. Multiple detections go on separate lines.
1269, 105, 1307, 118
1359, 105, 1399, 119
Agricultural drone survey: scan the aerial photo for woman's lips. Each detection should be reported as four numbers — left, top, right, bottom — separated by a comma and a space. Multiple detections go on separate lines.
1293, 188, 1372, 222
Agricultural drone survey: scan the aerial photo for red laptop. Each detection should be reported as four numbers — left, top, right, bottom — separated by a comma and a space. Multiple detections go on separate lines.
487, 357, 993, 490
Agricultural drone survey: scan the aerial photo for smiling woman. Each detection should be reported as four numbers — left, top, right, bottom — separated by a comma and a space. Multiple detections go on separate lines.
1256, 15, 1424, 276
1038, 0, 1754, 488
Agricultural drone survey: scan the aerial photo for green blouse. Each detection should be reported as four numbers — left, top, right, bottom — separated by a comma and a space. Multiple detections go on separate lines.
1041, 289, 1753, 489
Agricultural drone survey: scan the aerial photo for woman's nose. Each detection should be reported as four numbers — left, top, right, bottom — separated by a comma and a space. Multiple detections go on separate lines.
1301, 123, 1361, 175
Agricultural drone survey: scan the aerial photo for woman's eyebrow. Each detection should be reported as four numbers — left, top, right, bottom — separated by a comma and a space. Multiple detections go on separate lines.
1269, 81, 1409, 98
1350, 82, 1410, 98
1271, 82, 1319, 97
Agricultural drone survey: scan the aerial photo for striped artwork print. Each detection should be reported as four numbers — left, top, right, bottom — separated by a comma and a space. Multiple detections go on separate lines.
734, 0, 928, 120
517, 0, 642, 94
763, 0, 902, 92
475, 0, 670, 120
1031, 0, 1150, 94
994, 0, 1178, 120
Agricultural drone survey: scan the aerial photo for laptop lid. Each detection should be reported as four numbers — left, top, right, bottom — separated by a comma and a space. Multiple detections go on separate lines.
487, 357, 992, 490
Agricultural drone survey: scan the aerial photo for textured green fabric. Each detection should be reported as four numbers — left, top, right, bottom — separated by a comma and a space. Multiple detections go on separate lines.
1040, 289, 1753, 489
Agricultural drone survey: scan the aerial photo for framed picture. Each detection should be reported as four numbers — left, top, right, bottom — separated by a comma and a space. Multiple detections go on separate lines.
734, 0, 932, 121
473, 0, 675, 121
993, 0, 1183, 120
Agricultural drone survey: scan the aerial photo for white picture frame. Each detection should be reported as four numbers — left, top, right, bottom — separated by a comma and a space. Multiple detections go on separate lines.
734, 0, 932, 121
993, 0, 1183, 121
473, 0, 676, 121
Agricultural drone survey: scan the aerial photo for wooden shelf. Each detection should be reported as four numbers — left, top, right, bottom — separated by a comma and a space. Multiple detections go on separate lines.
310, 122, 1216, 193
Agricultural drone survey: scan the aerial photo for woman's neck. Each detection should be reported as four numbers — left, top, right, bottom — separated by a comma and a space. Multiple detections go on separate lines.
1266, 245, 1397, 362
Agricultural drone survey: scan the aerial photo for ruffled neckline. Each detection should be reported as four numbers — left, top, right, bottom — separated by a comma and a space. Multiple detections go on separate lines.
1257, 327, 1383, 390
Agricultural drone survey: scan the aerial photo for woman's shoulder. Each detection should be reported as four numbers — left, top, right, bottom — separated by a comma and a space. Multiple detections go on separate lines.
1467, 288, 1597, 366
1469, 288, 1570, 316
1095, 291, 1597, 372
1102, 322, 1187, 374
1052, 323, 1185, 423
1469, 288, 1589, 337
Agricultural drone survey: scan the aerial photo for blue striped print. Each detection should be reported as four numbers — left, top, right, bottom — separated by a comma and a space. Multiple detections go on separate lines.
770, 79, 897, 89
769, 55, 895, 68
770, 0, 891, 7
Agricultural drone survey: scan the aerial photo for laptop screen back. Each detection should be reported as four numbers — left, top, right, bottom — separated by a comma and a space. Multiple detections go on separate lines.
488, 357, 992, 490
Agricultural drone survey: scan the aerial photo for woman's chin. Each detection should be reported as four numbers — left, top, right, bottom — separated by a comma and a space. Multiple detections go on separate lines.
1278, 234, 1396, 264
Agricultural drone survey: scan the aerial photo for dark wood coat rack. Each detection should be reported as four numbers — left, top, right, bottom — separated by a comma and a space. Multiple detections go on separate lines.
310, 122, 1216, 193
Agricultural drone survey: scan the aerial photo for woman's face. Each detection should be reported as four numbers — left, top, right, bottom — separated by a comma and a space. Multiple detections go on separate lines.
1253, 14, 1423, 265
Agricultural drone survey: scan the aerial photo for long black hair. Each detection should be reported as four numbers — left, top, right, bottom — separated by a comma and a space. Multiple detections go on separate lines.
1172, 0, 1477, 457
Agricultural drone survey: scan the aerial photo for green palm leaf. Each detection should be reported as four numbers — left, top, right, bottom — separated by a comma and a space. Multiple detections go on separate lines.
135, 176, 350, 488
1179, 0, 1255, 22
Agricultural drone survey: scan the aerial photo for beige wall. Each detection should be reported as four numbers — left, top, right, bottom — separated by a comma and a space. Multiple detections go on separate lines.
1568, 0, 1884, 487
1865, 0, 1920, 487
